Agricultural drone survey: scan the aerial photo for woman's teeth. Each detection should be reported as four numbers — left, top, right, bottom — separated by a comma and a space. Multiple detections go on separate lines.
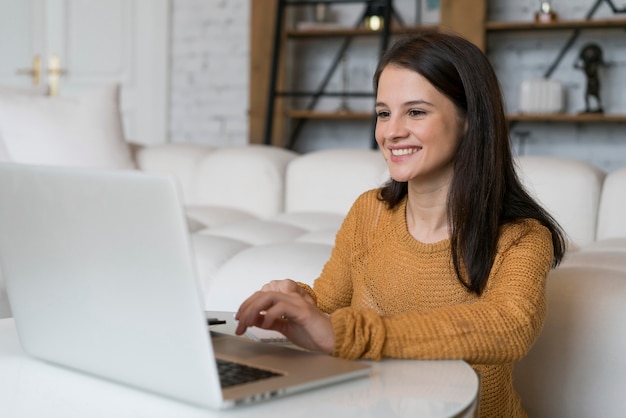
391, 148, 418, 156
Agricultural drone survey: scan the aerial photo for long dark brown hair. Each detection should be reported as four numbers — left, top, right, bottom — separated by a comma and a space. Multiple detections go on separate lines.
374, 32, 566, 295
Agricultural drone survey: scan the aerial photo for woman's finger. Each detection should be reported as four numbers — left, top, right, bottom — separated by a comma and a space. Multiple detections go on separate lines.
235, 291, 304, 334
235, 291, 287, 333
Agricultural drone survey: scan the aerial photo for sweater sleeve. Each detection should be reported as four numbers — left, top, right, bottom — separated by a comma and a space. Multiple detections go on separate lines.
330, 221, 553, 364
312, 190, 382, 313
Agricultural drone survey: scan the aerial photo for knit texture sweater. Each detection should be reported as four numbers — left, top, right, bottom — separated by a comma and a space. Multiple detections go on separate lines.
305, 189, 554, 418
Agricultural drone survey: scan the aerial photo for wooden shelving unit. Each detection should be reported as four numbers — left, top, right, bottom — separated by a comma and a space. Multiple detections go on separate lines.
249, 1, 625, 146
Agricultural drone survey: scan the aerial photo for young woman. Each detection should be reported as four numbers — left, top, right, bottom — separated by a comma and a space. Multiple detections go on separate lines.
235, 32, 566, 417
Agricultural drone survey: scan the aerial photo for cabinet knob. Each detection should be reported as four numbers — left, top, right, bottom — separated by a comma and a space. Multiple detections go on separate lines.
47, 54, 68, 96
15, 55, 43, 86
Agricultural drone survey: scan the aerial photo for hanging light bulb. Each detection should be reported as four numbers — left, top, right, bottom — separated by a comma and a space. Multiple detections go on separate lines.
365, 15, 383, 31
363, 1, 385, 31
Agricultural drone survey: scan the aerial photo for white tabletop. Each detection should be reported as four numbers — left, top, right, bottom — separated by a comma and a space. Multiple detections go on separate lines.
0, 317, 479, 418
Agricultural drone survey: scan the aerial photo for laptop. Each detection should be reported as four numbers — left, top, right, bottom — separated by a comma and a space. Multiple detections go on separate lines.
0, 163, 370, 409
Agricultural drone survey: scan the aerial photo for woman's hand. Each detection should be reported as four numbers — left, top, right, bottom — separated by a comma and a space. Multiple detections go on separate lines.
234, 288, 334, 354
260, 279, 316, 305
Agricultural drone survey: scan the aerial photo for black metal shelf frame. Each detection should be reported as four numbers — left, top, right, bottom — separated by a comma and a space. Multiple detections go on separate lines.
264, 0, 400, 149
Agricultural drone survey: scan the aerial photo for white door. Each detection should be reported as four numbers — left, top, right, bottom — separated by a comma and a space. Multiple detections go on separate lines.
0, 0, 170, 145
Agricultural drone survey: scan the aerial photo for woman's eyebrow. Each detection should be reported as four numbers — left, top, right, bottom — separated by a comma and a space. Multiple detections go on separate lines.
375, 99, 434, 107
404, 99, 434, 107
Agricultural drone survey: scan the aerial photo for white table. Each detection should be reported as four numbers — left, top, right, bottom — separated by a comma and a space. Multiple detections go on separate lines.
0, 317, 479, 418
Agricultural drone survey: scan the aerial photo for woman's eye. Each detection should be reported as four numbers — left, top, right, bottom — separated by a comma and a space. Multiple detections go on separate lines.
408, 109, 425, 117
376, 110, 390, 119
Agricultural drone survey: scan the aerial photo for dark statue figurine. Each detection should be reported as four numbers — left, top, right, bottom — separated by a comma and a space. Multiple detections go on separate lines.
574, 43, 606, 114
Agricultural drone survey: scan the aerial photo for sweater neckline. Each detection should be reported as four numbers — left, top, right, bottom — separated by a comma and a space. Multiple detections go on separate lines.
393, 196, 451, 253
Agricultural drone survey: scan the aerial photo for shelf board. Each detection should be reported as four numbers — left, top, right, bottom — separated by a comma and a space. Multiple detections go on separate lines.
486, 18, 626, 32
286, 24, 438, 38
507, 113, 626, 123
286, 110, 374, 120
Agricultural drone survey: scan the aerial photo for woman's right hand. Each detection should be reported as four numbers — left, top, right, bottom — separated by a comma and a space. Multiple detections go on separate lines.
234, 287, 334, 354
260, 279, 316, 305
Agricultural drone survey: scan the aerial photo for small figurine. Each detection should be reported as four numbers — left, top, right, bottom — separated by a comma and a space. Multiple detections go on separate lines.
535, 1, 558, 23
574, 43, 606, 114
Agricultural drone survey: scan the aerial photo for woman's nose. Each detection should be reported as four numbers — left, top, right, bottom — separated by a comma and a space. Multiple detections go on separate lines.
382, 116, 409, 141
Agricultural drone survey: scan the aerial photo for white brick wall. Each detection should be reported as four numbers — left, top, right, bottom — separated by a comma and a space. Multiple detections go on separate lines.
169, 0, 626, 172
169, 0, 249, 146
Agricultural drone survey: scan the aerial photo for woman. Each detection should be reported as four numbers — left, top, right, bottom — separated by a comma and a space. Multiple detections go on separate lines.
235, 32, 566, 417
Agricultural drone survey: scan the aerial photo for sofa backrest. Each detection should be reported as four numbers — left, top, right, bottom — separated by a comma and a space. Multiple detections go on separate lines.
285, 149, 389, 214
189, 145, 298, 218
516, 156, 605, 249
597, 166, 626, 241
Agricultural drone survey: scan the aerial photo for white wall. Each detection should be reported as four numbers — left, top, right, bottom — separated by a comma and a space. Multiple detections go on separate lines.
168, 0, 626, 172
169, 0, 250, 147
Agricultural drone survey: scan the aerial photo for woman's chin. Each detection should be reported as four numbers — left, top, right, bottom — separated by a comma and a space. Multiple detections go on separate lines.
390, 174, 411, 183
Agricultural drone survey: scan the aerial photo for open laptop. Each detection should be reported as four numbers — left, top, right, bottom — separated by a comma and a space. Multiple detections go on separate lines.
0, 163, 370, 409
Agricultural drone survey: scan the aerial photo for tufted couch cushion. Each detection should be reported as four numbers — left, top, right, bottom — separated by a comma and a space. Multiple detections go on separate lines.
205, 242, 333, 311
514, 266, 626, 418
190, 146, 297, 218
284, 148, 389, 214
516, 156, 605, 249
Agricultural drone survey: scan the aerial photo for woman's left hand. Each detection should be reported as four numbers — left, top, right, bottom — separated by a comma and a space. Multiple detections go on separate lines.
234, 290, 334, 354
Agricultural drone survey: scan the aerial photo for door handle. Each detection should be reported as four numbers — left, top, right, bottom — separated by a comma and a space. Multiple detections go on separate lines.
47, 54, 68, 96
16, 55, 43, 86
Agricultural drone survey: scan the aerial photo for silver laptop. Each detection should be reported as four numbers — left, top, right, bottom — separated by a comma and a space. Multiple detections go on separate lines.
0, 163, 370, 409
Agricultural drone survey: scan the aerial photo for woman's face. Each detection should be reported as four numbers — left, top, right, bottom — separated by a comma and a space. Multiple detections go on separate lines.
375, 65, 464, 188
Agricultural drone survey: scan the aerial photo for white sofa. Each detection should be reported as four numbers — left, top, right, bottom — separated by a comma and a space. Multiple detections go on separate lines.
133, 144, 626, 304
1, 143, 625, 417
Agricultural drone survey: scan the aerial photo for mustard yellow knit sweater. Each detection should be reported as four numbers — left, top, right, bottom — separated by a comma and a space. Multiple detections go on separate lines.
306, 189, 554, 418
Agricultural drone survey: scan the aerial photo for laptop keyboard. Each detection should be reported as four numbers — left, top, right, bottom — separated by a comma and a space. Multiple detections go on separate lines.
216, 358, 283, 388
